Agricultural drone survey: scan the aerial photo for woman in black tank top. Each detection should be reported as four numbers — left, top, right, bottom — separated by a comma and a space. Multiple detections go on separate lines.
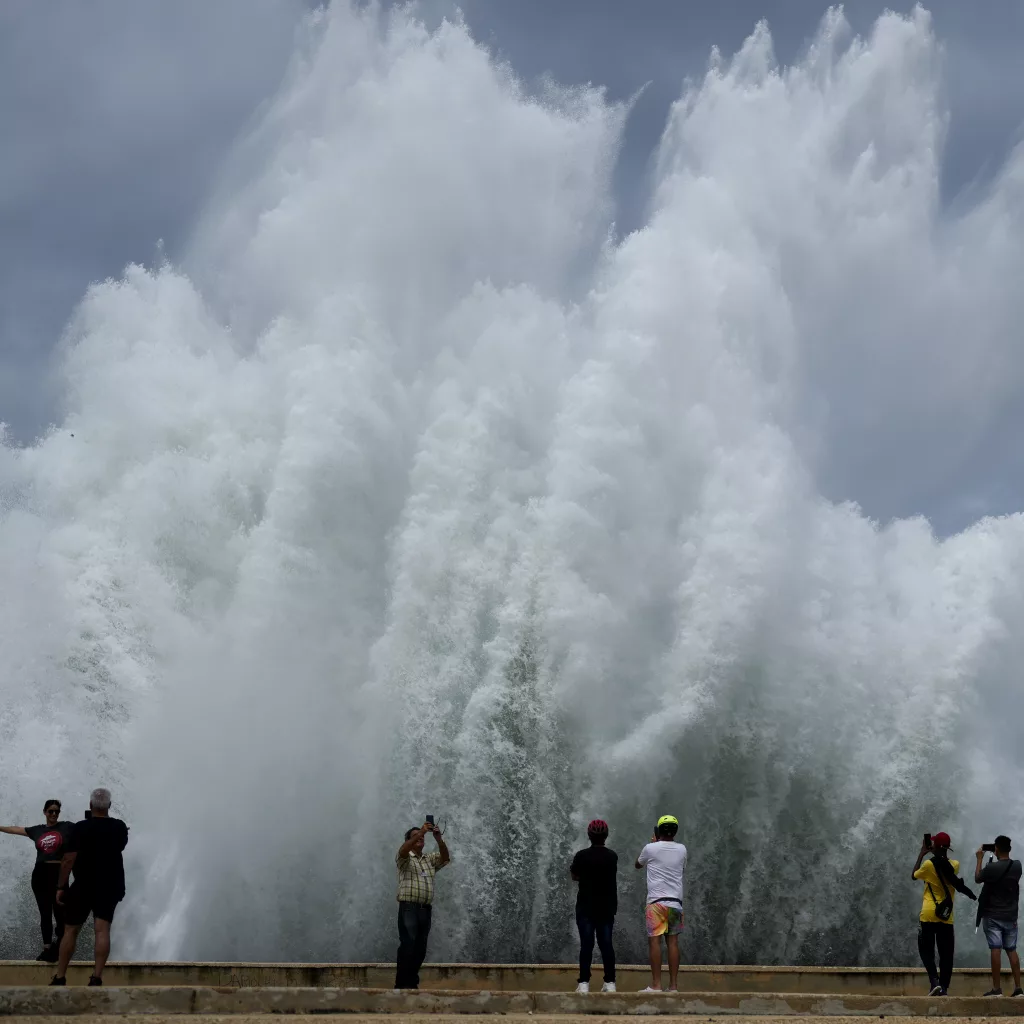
0, 800, 74, 961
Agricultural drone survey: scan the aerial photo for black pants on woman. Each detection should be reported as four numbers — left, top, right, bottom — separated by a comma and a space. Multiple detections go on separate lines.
918, 921, 954, 992
30, 862, 65, 947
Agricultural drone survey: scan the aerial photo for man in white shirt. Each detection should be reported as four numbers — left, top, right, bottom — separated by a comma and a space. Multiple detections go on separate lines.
635, 814, 687, 993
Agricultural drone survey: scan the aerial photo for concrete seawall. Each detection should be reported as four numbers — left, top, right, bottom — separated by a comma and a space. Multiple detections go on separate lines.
0, 962, 1018, 997
0, 986, 1023, 1016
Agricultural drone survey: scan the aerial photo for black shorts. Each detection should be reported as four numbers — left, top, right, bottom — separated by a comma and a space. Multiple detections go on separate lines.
64, 883, 123, 926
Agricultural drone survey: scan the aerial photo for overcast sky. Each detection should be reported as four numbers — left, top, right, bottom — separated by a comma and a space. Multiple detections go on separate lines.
2, 0, 1023, 534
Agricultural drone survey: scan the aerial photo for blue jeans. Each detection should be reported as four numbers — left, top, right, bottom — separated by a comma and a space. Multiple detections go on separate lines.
576, 908, 615, 984
983, 917, 1019, 951
396, 902, 432, 989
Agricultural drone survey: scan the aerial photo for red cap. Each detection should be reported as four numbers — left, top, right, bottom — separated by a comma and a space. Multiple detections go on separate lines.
932, 831, 952, 849
587, 819, 609, 836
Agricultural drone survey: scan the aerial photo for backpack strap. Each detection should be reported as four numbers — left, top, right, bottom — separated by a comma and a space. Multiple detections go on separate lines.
926, 860, 955, 921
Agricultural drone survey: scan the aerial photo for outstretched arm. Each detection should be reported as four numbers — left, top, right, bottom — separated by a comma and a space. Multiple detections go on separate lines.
952, 873, 977, 900
975, 848, 986, 885
0, 826, 28, 837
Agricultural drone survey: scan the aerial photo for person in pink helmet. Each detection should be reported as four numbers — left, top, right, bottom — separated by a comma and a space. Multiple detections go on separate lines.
912, 831, 976, 995
570, 819, 617, 994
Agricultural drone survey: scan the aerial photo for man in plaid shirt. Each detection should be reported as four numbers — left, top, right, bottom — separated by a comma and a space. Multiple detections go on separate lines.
395, 821, 450, 989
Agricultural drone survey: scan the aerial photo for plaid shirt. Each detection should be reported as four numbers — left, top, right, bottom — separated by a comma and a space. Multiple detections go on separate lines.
396, 850, 446, 904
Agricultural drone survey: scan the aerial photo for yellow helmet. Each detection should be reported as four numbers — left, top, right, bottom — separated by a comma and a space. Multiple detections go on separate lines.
657, 814, 679, 828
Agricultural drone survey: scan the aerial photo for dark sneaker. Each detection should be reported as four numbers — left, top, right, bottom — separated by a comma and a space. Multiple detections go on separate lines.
48, 976, 65, 986
35, 948, 51, 962
928, 984, 943, 996
88, 976, 103, 987
983, 989, 1003, 997
1012, 988, 1024, 997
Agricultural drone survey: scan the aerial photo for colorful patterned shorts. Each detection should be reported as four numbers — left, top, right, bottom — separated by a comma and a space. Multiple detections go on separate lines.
645, 901, 684, 937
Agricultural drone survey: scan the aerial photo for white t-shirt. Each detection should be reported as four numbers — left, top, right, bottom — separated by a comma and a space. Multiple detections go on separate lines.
638, 840, 688, 905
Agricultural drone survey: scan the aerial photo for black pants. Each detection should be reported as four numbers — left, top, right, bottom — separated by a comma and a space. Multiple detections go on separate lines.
918, 921, 955, 991
576, 909, 615, 983
30, 863, 65, 947
396, 901, 432, 989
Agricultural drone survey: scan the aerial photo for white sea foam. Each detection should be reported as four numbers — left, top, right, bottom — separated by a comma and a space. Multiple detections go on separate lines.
2, 3, 1023, 964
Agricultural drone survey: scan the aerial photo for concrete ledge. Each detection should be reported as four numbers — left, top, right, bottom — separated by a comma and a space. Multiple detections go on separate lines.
1, 987, 1024, 1016
0, 963, 1017, 997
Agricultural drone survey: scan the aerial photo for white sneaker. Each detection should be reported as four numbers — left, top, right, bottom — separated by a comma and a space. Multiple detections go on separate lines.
640, 986, 663, 993
601, 982, 616, 993
575, 982, 589, 994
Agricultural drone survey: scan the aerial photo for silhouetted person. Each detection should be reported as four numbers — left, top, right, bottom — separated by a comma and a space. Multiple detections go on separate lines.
50, 788, 129, 987
571, 819, 617, 993
0, 799, 74, 961
394, 822, 450, 990
975, 836, 1023, 997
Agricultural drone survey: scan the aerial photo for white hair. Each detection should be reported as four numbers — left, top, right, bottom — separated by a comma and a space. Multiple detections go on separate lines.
89, 787, 112, 811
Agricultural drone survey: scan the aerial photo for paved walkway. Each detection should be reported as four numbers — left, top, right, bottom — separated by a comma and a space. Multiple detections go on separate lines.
0, 1017, 1006, 1024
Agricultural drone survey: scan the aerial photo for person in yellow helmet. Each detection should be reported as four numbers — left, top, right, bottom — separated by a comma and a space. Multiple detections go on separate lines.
635, 815, 687, 992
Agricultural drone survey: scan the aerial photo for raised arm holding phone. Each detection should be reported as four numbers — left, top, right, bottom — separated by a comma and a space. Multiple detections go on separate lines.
49, 788, 129, 988
974, 836, 1023, 997
635, 815, 687, 993
394, 817, 450, 990
912, 831, 976, 996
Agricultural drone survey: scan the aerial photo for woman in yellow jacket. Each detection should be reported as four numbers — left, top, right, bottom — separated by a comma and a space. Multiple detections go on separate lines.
912, 832, 977, 996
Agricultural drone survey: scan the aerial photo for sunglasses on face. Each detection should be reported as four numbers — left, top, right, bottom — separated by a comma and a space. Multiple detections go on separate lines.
45, 808, 60, 815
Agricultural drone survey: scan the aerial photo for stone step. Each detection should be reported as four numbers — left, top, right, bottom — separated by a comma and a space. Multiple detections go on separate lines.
0, 962, 1016, 997
1, 986, 1024, 1016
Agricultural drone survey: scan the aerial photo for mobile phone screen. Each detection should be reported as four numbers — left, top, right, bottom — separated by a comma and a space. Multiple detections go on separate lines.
425, 815, 434, 825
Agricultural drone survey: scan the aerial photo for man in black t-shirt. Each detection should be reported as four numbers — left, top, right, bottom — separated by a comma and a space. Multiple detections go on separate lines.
975, 836, 1023, 997
50, 788, 129, 987
570, 819, 618, 994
